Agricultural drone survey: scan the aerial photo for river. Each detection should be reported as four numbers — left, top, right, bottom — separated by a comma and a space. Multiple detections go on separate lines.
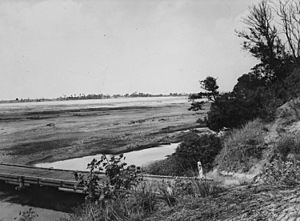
35, 143, 179, 171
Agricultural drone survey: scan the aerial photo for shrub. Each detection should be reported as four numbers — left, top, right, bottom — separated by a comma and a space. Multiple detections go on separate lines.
72, 155, 163, 221
174, 133, 222, 172
207, 92, 251, 131
206, 87, 283, 132
258, 156, 300, 186
144, 157, 184, 177
276, 133, 300, 160
146, 133, 222, 176
69, 154, 227, 221
75, 154, 142, 202
216, 119, 266, 172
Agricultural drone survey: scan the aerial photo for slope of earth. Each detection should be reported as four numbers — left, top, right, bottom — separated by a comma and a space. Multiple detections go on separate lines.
146, 184, 300, 221
215, 97, 300, 178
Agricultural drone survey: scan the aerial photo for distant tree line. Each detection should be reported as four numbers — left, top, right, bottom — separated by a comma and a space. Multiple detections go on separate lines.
190, 0, 300, 131
2, 92, 189, 103
57, 92, 188, 101
0, 98, 52, 103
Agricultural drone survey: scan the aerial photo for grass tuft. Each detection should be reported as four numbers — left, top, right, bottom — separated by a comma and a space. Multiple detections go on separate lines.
276, 132, 300, 160
216, 119, 266, 172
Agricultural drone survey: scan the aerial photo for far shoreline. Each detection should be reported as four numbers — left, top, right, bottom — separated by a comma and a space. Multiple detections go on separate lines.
0, 94, 189, 105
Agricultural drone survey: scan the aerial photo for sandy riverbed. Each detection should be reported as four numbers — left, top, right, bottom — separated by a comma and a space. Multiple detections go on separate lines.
0, 97, 208, 165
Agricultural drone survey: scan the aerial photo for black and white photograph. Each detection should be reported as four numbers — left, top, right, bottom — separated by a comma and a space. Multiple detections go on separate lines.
0, 0, 300, 220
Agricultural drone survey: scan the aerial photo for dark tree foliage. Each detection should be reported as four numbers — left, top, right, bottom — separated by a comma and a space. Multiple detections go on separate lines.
233, 72, 266, 96
75, 154, 141, 202
174, 133, 222, 172
237, 0, 300, 85
206, 78, 287, 131
189, 1, 300, 131
189, 76, 219, 111
237, 1, 288, 82
207, 93, 246, 131
285, 68, 300, 97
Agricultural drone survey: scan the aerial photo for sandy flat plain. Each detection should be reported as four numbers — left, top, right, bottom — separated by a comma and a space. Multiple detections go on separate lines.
0, 97, 207, 220
0, 97, 206, 165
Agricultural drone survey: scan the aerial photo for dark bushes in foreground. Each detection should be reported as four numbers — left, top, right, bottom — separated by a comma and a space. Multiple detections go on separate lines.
146, 133, 222, 176
145, 157, 184, 177
65, 153, 224, 221
174, 133, 222, 171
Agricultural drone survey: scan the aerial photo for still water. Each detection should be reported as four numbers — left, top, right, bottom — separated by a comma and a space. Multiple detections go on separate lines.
35, 143, 179, 171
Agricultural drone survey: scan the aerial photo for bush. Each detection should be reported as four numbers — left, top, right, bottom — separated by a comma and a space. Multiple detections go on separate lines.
146, 133, 222, 176
75, 154, 142, 202
207, 93, 251, 131
216, 119, 266, 172
206, 87, 283, 131
276, 133, 300, 160
174, 133, 222, 172
69, 153, 227, 221
71, 155, 161, 221
144, 157, 184, 177
258, 157, 300, 186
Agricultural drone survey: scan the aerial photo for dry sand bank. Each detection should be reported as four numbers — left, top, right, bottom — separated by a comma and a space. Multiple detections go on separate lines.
0, 99, 207, 165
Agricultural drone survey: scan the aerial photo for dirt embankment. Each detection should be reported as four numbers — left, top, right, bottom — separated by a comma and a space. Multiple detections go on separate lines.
147, 184, 300, 221
215, 98, 300, 177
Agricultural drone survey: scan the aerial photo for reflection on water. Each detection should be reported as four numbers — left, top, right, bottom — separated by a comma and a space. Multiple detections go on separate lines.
35, 143, 179, 171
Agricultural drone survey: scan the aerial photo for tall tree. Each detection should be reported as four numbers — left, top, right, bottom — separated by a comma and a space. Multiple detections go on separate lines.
190, 1, 300, 131
237, 0, 288, 82
189, 76, 219, 111
278, 0, 300, 64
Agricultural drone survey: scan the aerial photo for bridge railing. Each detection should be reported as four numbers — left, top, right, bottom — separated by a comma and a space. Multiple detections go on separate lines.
0, 163, 212, 194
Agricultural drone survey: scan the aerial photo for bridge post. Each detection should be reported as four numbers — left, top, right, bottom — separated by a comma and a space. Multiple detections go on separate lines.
16, 176, 25, 190
197, 161, 204, 179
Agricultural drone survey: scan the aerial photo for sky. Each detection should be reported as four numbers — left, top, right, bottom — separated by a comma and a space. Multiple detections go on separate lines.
0, 0, 260, 100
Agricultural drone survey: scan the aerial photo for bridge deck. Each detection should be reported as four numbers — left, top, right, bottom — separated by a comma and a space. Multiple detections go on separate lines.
0, 163, 89, 181
0, 163, 212, 193
0, 163, 96, 192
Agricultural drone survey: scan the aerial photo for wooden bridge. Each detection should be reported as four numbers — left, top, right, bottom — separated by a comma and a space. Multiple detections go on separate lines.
0, 163, 95, 193
0, 163, 211, 194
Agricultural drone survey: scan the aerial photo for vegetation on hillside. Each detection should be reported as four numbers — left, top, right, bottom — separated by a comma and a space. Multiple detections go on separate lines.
215, 120, 267, 172
66, 154, 225, 221
190, 0, 300, 131
146, 132, 222, 176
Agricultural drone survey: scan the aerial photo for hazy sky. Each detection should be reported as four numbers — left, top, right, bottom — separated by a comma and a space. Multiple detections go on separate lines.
0, 0, 259, 100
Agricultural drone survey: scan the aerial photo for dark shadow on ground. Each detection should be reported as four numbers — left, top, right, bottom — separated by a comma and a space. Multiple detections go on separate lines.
0, 181, 85, 213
